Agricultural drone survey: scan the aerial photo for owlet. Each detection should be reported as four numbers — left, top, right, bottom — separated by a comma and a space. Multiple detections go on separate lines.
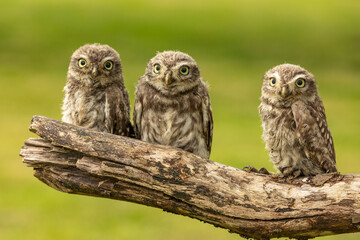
133, 51, 213, 159
259, 64, 338, 177
62, 43, 132, 136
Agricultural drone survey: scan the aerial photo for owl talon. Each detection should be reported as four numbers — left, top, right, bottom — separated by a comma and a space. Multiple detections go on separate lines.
242, 166, 259, 173
258, 167, 271, 175
243, 166, 271, 175
271, 173, 284, 179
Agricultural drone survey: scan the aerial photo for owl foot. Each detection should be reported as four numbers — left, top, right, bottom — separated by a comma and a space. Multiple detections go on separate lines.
270, 173, 296, 184
243, 166, 271, 175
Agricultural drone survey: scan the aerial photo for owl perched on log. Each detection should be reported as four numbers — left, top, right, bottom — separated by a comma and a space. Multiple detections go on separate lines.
133, 51, 213, 159
259, 64, 338, 177
62, 43, 132, 136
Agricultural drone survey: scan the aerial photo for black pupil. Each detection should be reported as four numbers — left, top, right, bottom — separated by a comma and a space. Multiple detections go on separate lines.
181, 68, 187, 73
156, 65, 160, 71
272, 79, 276, 84
297, 80, 303, 85
106, 62, 111, 68
81, 60, 85, 66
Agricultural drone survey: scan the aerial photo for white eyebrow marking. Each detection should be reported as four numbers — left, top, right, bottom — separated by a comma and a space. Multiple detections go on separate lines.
102, 56, 115, 62
291, 74, 306, 82
270, 72, 280, 80
174, 61, 192, 69
78, 54, 89, 61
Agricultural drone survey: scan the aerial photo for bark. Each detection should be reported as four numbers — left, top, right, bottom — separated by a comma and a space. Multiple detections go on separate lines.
20, 115, 360, 240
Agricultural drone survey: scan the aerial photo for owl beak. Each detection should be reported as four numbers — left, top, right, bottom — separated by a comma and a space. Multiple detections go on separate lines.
280, 86, 290, 98
165, 72, 172, 86
91, 67, 98, 78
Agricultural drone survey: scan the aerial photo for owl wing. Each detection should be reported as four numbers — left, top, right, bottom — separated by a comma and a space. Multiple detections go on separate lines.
105, 84, 133, 136
201, 86, 213, 154
133, 79, 144, 139
120, 86, 135, 137
291, 100, 337, 173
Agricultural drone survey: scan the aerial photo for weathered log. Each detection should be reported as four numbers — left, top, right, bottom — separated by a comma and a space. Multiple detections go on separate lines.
20, 115, 360, 240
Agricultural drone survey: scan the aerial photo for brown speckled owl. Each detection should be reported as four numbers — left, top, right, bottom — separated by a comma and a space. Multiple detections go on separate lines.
62, 43, 132, 136
133, 51, 213, 159
259, 64, 337, 177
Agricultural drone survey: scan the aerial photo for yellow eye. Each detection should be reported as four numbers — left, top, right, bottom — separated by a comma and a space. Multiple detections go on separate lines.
104, 60, 113, 70
269, 77, 276, 86
154, 64, 161, 73
78, 59, 87, 68
179, 65, 189, 75
295, 78, 306, 88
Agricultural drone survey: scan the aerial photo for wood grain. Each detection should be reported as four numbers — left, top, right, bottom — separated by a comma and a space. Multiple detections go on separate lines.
20, 115, 360, 239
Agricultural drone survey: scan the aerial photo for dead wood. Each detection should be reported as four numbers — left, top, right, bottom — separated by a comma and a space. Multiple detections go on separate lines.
20, 115, 360, 239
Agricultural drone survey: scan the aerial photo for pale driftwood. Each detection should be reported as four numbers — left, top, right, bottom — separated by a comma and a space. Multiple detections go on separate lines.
20, 115, 360, 240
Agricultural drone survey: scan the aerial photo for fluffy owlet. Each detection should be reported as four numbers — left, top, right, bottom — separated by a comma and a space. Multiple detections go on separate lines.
133, 51, 213, 159
62, 43, 132, 136
259, 64, 338, 177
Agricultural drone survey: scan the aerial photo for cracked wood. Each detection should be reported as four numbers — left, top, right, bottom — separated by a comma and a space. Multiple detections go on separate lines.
20, 115, 360, 240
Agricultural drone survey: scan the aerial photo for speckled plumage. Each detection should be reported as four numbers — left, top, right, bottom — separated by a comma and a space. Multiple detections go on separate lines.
259, 64, 337, 177
133, 51, 213, 159
62, 43, 132, 136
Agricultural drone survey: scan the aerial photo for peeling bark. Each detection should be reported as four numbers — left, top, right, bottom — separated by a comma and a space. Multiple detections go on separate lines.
20, 115, 360, 239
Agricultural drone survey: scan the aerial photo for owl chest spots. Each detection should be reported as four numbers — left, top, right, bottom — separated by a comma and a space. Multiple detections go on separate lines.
71, 89, 107, 129
141, 105, 202, 147
261, 106, 297, 151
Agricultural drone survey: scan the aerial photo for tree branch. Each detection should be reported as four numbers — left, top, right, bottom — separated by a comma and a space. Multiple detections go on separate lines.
20, 115, 360, 239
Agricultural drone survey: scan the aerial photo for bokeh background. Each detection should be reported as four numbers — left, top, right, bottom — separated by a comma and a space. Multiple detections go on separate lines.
1, 0, 359, 239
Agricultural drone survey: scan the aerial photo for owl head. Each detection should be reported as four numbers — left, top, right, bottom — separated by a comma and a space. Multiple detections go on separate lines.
261, 64, 318, 107
67, 43, 123, 88
144, 51, 201, 96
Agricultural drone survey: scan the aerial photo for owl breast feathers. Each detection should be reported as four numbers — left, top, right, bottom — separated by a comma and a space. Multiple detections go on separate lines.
259, 63, 337, 177
62, 43, 132, 136
133, 51, 213, 159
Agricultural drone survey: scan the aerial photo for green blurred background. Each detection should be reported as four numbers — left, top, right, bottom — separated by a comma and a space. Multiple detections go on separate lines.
1, 0, 359, 239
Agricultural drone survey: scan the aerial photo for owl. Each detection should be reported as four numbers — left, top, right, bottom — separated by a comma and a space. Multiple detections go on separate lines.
133, 51, 213, 159
62, 43, 132, 136
259, 64, 337, 177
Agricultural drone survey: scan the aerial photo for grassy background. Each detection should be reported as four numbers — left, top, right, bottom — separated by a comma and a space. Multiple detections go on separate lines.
1, 0, 359, 239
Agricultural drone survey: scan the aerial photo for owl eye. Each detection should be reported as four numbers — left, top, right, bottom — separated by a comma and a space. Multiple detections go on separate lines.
295, 78, 306, 88
154, 64, 161, 73
269, 77, 276, 86
104, 60, 113, 70
78, 59, 87, 68
179, 65, 190, 75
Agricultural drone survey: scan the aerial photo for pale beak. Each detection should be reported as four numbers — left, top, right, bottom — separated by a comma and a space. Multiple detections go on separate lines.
281, 86, 290, 98
91, 67, 98, 78
165, 72, 172, 86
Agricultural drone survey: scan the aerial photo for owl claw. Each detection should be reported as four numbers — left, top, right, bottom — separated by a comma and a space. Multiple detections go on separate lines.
243, 166, 258, 173
243, 166, 271, 175
258, 167, 270, 175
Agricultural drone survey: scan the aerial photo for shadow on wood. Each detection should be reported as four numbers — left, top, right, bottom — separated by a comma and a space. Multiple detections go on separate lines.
20, 115, 360, 240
